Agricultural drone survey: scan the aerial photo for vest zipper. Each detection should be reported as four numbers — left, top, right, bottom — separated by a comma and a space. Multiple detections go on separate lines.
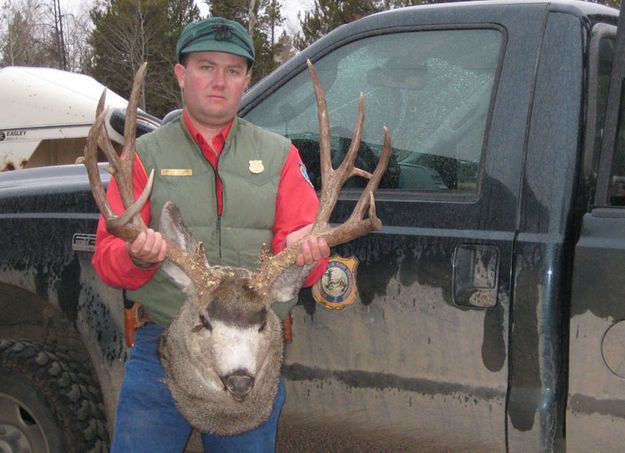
216, 214, 222, 262
216, 155, 223, 264
203, 143, 223, 264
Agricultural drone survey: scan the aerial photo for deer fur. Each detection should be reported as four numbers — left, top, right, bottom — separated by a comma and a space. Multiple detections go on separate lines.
157, 202, 293, 434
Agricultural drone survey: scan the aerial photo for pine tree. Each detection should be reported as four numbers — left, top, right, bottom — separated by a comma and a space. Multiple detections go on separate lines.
1, 0, 63, 68
295, 0, 380, 50
207, 0, 284, 83
87, 0, 200, 118
294, 0, 447, 50
274, 30, 296, 65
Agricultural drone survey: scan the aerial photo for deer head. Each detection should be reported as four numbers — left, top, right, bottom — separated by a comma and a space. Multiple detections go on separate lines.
83, 61, 392, 435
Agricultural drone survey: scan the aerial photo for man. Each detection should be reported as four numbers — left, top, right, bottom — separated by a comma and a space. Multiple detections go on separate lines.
92, 16, 329, 452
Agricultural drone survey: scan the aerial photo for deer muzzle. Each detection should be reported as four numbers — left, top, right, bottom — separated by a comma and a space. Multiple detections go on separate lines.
223, 370, 255, 401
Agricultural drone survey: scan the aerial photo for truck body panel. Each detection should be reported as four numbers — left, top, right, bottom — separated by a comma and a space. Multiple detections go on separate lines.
0, 1, 622, 451
568, 1, 625, 450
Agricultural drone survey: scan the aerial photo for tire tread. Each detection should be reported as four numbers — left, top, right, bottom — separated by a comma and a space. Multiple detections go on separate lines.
0, 338, 110, 453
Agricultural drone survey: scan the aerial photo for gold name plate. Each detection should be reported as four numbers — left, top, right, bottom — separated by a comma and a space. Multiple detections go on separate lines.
161, 169, 193, 176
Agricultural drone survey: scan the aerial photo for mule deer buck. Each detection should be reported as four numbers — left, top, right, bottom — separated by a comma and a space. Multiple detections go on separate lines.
83, 61, 392, 435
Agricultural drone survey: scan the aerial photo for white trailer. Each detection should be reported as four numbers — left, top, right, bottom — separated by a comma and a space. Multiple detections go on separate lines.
0, 66, 158, 171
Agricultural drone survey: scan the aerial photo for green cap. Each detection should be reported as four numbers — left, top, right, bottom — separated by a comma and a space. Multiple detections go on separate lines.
176, 17, 255, 67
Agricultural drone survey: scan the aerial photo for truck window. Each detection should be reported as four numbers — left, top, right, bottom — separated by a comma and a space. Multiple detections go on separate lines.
594, 37, 615, 161
245, 29, 503, 192
608, 84, 625, 205
589, 29, 625, 207
585, 24, 616, 187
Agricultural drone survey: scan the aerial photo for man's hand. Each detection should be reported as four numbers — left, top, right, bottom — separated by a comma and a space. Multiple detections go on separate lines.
127, 228, 168, 267
285, 224, 330, 266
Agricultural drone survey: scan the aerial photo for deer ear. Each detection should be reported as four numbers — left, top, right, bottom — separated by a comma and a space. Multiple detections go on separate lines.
159, 201, 198, 252
159, 201, 201, 290
268, 263, 315, 303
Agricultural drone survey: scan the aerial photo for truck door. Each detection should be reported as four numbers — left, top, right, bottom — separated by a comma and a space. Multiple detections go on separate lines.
568, 4, 625, 452
241, 5, 547, 450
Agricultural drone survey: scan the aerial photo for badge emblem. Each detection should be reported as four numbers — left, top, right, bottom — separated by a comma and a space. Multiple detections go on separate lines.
312, 256, 359, 309
72, 233, 96, 253
249, 160, 264, 174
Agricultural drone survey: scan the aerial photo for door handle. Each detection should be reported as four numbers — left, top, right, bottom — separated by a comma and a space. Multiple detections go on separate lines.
453, 244, 500, 308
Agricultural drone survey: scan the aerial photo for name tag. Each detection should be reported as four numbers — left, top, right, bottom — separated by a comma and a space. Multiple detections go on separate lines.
161, 169, 192, 176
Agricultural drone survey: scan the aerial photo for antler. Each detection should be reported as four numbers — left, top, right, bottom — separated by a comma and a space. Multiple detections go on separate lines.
83, 62, 221, 291
250, 60, 392, 296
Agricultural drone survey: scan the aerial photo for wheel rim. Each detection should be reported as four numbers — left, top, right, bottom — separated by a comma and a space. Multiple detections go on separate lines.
0, 393, 49, 453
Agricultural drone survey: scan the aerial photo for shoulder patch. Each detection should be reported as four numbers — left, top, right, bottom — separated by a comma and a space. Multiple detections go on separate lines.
299, 161, 314, 188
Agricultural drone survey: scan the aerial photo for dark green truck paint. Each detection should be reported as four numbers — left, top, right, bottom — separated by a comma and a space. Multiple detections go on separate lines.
1, 1, 625, 451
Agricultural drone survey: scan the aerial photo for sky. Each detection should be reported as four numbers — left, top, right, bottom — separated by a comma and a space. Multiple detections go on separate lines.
59, 0, 314, 35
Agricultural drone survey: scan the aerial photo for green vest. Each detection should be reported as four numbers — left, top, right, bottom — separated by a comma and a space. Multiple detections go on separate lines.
126, 116, 292, 326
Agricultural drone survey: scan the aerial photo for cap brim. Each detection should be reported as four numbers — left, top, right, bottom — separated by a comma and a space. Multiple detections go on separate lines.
180, 41, 254, 64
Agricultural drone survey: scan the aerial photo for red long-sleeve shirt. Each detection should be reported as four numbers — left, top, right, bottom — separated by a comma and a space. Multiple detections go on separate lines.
92, 113, 327, 290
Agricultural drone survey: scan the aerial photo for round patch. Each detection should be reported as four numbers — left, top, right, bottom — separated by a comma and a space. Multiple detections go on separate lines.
312, 256, 359, 310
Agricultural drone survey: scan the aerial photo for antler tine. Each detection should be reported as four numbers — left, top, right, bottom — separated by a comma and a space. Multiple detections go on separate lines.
105, 62, 148, 217
307, 59, 367, 236
122, 62, 147, 167
84, 63, 223, 291
307, 59, 388, 245
93, 86, 128, 208
84, 105, 115, 221
96, 87, 106, 117
249, 61, 392, 297
96, 107, 123, 172
329, 127, 393, 243
92, 90, 122, 174
84, 64, 148, 241
348, 127, 392, 224
83, 96, 152, 242
308, 60, 332, 181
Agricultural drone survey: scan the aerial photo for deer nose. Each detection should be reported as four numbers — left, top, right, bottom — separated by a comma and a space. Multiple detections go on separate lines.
223, 372, 254, 400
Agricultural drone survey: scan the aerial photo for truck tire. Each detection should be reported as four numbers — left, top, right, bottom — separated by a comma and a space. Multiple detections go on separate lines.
0, 339, 109, 453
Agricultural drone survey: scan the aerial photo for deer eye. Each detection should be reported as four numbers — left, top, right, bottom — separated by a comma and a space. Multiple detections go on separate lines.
199, 314, 213, 331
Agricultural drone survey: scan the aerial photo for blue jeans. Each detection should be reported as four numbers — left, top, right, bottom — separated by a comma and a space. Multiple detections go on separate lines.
111, 323, 286, 453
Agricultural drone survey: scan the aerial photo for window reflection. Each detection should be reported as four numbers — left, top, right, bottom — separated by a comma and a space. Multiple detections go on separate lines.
245, 29, 503, 192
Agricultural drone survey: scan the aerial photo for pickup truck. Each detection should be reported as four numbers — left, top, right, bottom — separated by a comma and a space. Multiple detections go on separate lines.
1, 0, 624, 451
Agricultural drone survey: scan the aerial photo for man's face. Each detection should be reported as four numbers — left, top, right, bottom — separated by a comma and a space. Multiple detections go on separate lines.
174, 51, 251, 130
